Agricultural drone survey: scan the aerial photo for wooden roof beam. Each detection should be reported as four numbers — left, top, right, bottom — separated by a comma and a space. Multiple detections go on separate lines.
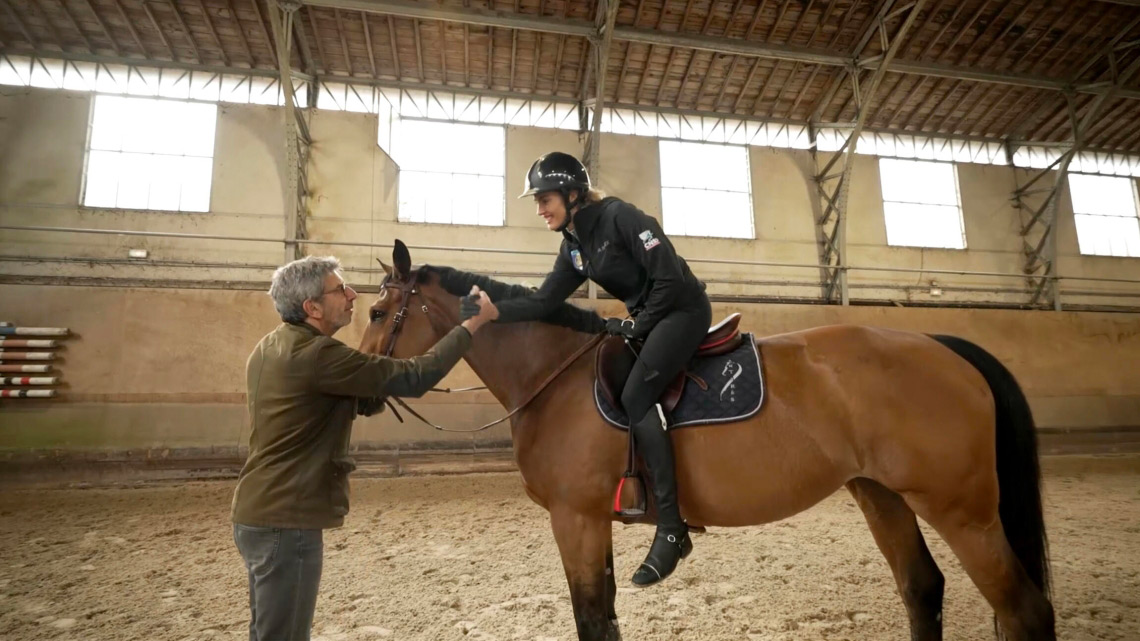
141, 2, 176, 60
166, 0, 200, 63
361, 12, 377, 77
52, 0, 95, 53
294, 0, 1140, 100
194, 0, 230, 65
77, 0, 120, 56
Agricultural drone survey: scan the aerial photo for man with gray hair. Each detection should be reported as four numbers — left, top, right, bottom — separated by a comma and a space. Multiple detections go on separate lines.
231, 255, 497, 641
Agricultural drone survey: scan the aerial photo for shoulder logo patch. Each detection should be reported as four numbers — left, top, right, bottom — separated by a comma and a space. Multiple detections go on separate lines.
638, 229, 661, 250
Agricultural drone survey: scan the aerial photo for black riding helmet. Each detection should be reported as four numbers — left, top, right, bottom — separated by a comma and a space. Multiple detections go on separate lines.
519, 152, 591, 232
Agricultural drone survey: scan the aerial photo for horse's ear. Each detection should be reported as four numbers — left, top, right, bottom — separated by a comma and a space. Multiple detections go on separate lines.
377, 258, 392, 276
392, 239, 412, 280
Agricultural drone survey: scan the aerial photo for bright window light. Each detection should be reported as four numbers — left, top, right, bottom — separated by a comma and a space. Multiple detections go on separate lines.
1069, 174, 1140, 257
879, 158, 966, 249
83, 95, 217, 212
659, 140, 753, 239
391, 119, 505, 226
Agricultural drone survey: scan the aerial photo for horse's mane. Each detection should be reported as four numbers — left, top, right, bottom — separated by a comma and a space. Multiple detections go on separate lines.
420, 265, 605, 334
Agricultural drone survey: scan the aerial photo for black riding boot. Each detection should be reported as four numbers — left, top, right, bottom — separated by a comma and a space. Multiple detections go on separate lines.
630, 404, 692, 587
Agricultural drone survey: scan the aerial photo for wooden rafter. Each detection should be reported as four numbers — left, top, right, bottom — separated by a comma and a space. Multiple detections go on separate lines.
334, 8, 352, 75
53, 0, 95, 53
112, 0, 149, 56
141, 1, 176, 60
222, 0, 256, 65
614, 0, 647, 104
307, 8, 328, 75
672, 0, 719, 108
899, 0, 996, 130
548, 0, 574, 96
925, 0, 1035, 131
361, 12, 377, 77
767, 0, 842, 119
633, 0, 676, 103
78, 0, 120, 55
712, 0, 768, 111
165, 0, 199, 62
26, 0, 66, 51
529, 0, 544, 92
412, 17, 423, 81
250, 0, 277, 65
194, 0, 230, 65
439, 20, 448, 84
747, 0, 797, 116
652, 0, 696, 105
387, 14, 399, 79
688, 0, 751, 110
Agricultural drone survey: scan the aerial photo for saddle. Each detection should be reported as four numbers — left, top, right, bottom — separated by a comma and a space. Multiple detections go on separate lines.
595, 313, 743, 414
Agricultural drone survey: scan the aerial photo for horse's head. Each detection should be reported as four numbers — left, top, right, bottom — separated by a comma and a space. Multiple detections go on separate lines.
358, 240, 457, 358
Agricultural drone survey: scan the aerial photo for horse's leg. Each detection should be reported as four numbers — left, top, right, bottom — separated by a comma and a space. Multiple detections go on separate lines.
846, 478, 944, 641
920, 514, 1054, 641
604, 544, 618, 623
550, 507, 621, 641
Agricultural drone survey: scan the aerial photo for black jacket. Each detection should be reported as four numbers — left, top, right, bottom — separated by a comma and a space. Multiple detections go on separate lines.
496, 197, 705, 337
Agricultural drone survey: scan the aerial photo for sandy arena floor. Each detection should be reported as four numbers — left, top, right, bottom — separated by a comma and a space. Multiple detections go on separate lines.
1, 455, 1137, 641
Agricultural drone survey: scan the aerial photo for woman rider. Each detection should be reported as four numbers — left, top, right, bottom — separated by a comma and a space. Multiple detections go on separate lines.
493, 151, 712, 587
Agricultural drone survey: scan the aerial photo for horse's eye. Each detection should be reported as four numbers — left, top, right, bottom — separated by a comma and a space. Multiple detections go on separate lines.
370, 309, 385, 322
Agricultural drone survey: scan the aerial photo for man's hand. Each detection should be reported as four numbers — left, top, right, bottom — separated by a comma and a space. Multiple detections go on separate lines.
357, 396, 386, 417
604, 317, 637, 340
460, 286, 499, 334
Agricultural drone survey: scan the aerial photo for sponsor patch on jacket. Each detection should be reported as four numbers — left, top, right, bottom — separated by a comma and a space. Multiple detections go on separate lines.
638, 230, 661, 250
570, 249, 586, 272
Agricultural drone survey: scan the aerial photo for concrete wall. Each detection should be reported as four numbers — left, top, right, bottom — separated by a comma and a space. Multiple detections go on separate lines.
2, 86, 1140, 456
1, 283, 1138, 454
4, 86, 1140, 304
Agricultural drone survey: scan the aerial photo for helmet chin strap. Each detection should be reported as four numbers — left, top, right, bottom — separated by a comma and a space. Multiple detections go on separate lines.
554, 189, 580, 233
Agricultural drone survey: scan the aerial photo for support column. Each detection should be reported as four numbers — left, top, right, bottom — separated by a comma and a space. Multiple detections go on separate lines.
809, 0, 927, 304
580, 0, 619, 179
1011, 53, 1140, 310
267, 0, 312, 262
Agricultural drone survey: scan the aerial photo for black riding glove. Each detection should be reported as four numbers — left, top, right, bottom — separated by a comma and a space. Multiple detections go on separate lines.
357, 396, 386, 417
459, 294, 481, 321
604, 317, 638, 340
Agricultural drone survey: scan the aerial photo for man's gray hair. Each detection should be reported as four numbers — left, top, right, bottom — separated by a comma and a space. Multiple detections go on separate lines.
269, 255, 342, 323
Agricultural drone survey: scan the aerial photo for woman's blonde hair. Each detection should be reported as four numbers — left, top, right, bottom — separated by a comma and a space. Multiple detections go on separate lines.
583, 188, 607, 204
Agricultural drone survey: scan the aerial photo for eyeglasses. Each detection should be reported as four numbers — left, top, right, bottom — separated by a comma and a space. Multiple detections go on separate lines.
320, 283, 353, 297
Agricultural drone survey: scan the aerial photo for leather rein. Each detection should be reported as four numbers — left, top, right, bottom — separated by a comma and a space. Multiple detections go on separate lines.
377, 273, 603, 433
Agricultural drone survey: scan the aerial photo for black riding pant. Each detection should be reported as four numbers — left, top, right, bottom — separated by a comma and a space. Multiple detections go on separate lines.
620, 294, 713, 424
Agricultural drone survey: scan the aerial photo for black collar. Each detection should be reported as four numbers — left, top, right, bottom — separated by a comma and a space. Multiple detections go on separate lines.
563, 199, 604, 244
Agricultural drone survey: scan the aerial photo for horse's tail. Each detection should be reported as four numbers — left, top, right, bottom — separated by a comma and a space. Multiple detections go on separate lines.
930, 335, 1050, 599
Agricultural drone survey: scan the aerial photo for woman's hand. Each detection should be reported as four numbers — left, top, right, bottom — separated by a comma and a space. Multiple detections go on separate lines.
460, 286, 499, 333
604, 317, 637, 340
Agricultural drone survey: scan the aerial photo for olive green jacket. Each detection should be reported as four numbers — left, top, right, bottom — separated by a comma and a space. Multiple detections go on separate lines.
231, 321, 472, 529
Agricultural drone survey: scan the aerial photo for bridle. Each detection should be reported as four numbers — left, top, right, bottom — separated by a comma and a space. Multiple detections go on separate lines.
372, 270, 603, 433
379, 272, 428, 358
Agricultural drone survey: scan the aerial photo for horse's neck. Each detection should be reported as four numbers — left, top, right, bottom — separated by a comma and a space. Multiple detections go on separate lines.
462, 322, 594, 410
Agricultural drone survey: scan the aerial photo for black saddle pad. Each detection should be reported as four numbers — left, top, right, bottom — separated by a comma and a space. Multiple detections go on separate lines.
595, 333, 765, 429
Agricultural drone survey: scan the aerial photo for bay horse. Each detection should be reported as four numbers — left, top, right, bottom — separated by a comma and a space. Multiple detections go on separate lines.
358, 240, 1054, 641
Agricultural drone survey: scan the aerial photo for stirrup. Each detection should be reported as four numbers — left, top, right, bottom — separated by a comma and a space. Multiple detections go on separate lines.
613, 473, 647, 518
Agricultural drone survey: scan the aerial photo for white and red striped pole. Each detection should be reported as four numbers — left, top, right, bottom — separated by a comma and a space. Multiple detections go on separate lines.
0, 364, 52, 373
0, 376, 57, 385
0, 389, 56, 398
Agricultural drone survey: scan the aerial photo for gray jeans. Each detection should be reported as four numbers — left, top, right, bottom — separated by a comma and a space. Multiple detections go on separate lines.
233, 523, 324, 641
